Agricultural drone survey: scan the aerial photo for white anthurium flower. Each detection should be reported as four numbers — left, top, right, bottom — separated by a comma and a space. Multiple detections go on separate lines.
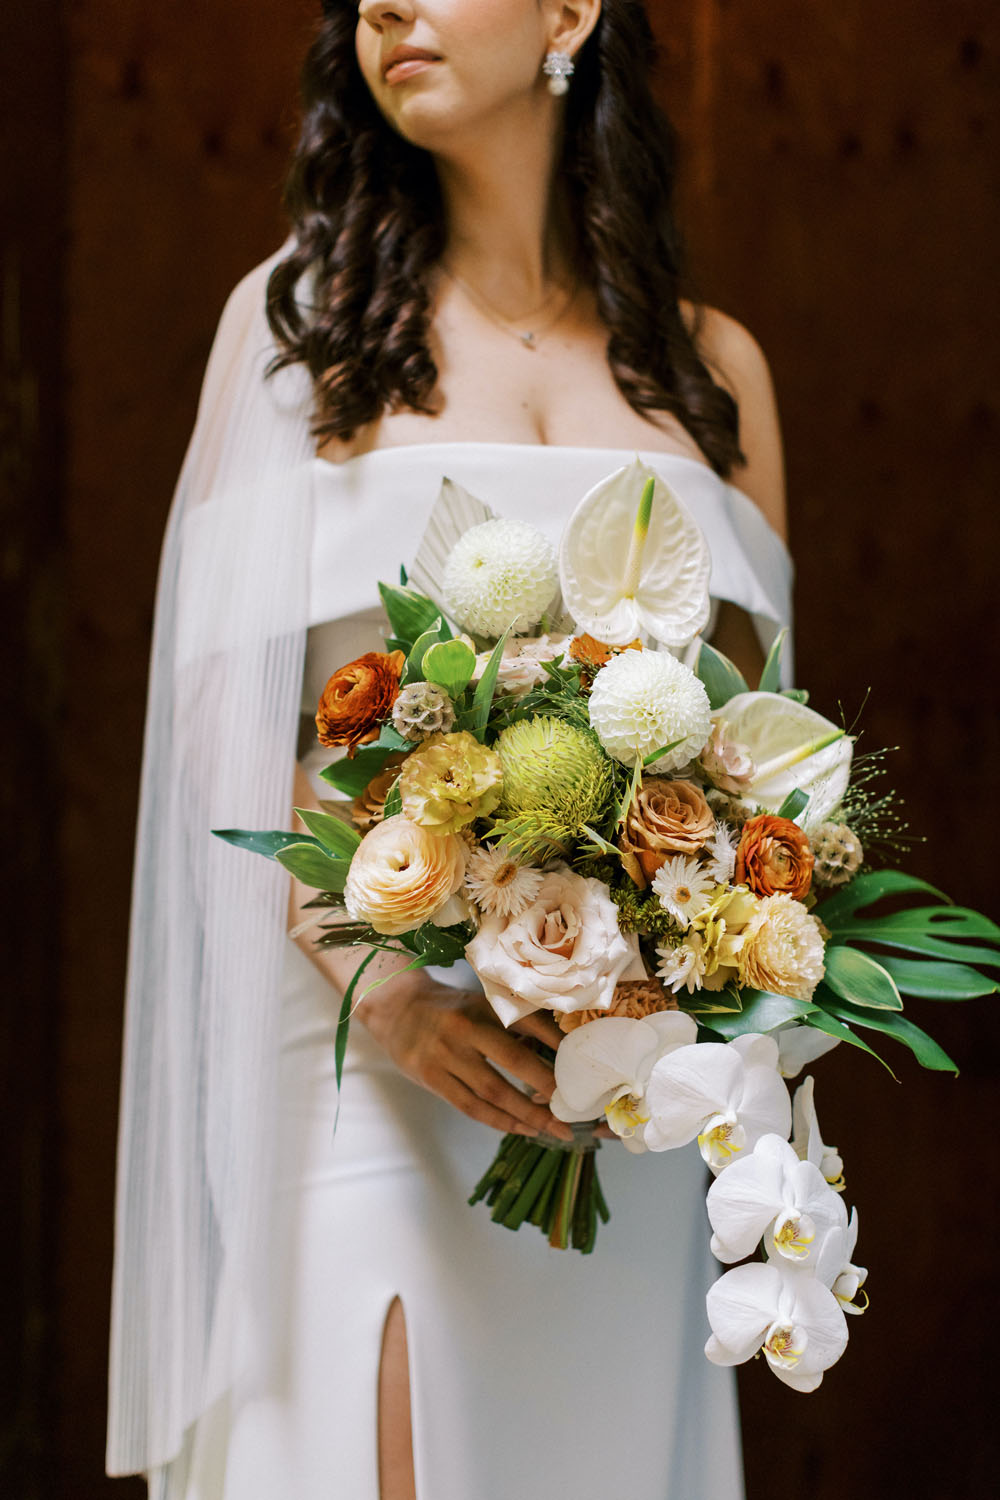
707, 1132, 848, 1266
716, 692, 853, 829
775, 1021, 842, 1079
811, 1210, 868, 1315
791, 1075, 846, 1192
559, 458, 712, 647
643, 1033, 792, 1170
551, 1012, 697, 1153
705, 1259, 849, 1392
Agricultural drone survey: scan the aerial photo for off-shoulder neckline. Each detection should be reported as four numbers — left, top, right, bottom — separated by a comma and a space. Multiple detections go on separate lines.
311, 440, 789, 557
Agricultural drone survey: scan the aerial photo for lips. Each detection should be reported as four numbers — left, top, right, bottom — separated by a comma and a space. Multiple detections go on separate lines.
382, 45, 441, 82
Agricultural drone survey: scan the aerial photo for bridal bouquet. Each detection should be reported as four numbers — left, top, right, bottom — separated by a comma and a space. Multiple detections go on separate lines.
218, 459, 999, 1391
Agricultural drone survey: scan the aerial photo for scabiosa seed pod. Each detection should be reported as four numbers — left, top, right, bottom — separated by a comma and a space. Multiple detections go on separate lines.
810, 821, 864, 886
391, 681, 456, 742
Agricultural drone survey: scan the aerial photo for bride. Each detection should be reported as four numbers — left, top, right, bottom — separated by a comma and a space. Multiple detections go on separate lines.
108, 2, 792, 1497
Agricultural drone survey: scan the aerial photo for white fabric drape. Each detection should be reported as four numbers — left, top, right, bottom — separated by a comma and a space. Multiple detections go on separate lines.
107, 249, 316, 1489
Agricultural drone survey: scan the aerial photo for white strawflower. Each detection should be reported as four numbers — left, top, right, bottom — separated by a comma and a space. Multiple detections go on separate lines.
588, 649, 713, 771
656, 938, 708, 994
464, 845, 545, 919
444, 519, 559, 638
704, 821, 738, 884
651, 855, 715, 927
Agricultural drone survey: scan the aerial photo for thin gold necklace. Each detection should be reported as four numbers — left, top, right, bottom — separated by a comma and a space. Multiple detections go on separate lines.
442, 263, 577, 351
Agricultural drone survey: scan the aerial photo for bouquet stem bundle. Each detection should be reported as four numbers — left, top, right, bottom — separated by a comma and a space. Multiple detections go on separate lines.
469, 1123, 609, 1252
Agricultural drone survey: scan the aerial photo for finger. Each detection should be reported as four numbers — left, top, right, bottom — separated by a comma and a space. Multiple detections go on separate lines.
473, 1024, 558, 1100
464, 1059, 574, 1140
510, 1011, 565, 1049
435, 1072, 538, 1137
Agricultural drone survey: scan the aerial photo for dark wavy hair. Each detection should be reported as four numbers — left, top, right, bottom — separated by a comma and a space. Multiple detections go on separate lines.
267, 0, 744, 476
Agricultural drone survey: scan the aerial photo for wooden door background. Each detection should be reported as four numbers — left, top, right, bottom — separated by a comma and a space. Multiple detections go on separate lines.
2, 2, 997, 1495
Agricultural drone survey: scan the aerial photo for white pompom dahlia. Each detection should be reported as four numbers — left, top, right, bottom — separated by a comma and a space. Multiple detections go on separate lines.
444, 519, 558, 638
588, 649, 712, 771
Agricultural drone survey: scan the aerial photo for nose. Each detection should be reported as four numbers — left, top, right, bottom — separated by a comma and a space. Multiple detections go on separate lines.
357, 0, 416, 31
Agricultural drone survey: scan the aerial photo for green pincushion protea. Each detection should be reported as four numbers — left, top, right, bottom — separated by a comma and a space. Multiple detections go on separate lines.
491, 716, 614, 861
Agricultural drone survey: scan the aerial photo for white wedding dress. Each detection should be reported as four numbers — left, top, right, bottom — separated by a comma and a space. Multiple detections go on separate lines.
181, 442, 791, 1500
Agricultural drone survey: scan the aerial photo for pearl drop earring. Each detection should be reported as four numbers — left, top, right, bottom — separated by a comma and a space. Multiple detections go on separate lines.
542, 50, 574, 96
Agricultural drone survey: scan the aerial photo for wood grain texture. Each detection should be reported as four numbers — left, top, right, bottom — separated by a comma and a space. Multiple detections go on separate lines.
19, 1, 1000, 1495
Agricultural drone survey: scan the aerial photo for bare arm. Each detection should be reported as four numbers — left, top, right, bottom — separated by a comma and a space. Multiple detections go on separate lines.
686, 305, 790, 683
287, 764, 573, 1140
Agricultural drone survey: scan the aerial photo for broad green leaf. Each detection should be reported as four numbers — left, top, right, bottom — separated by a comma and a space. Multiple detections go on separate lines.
470, 628, 511, 738
382, 779, 403, 821
701, 990, 815, 1038
829, 906, 1000, 965
320, 745, 393, 797
781, 688, 809, 704
377, 581, 443, 644
413, 921, 472, 966
878, 954, 1000, 1001
423, 637, 476, 697
757, 627, 788, 694
376, 723, 413, 752
818, 997, 959, 1074
814, 869, 947, 928
275, 842, 351, 891
678, 989, 744, 1016
213, 827, 323, 860
806, 998, 896, 1075
694, 641, 750, 711
823, 945, 903, 1010
776, 788, 809, 822
404, 619, 447, 683
294, 808, 362, 859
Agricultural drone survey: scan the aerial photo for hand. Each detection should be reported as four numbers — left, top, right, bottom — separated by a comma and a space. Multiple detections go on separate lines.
355, 976, 575, 1140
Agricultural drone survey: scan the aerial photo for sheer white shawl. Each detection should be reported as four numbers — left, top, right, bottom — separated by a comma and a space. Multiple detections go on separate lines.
107, 249, 315, 1485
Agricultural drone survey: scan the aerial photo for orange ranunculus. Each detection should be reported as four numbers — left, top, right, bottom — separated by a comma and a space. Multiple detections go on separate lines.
618, 777, 715, 887
569, 633, 642, 674
315, 650, 406, 751
735, 814, 814, 901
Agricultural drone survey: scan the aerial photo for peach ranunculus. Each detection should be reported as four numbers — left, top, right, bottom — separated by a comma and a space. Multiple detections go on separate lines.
618, 777, 715, 888
465, 864, 642, 1027
737, 893, 826, 1001
315, 650, 406, 751
735, 814, 814, 901
343, 813, 467, 935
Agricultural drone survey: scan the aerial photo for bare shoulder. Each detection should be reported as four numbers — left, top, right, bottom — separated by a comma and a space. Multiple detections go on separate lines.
679, 301, 788, 542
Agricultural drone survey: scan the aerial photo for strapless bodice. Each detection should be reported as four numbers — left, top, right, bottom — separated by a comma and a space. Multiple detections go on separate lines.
300, 441, 792, 711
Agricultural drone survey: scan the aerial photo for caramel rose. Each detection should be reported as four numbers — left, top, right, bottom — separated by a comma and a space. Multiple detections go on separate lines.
315, 650, 406, 752
350, 753, 408, 831
735, 813, 815, 901
618, 777, 715, 888
558, 976, 677, 1034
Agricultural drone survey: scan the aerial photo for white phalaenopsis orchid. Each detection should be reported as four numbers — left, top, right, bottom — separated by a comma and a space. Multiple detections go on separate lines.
791, 1075, 846, 1191
707, 1133, 847, 1266
558, 459, 712, 647
551, 1012, 697, 1152
717, 692, 853, 828
643, 1033, 792, 1170
705, 1259, 849, 1392
812, 1211, 868, 1315
775, 1021, 842, 1078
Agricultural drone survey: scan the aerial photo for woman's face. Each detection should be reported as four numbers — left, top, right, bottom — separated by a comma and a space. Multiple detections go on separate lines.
354, 0, 555, 149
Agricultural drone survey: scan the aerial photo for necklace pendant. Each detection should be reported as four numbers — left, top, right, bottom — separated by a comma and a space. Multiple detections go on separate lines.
520, 330, 537, 349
